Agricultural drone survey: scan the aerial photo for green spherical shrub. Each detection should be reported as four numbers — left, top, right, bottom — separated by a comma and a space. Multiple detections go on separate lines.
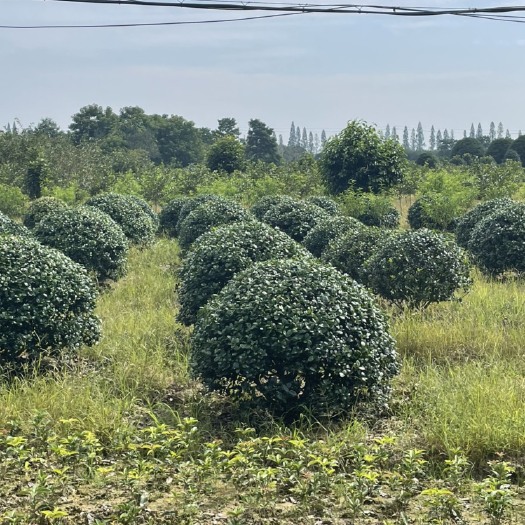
127, 195, 159, 230
86, 193, 156, 246
262, 199, 329, 242
177, 194, 225, 233
305, 196, 340, 216
364, 229, 472, 308
0, 235, 101, 371
33, 206, 129, 282
357, 203, 400, 229
191, 257, 399, 417
177, 199, 252, 252
250, 195, 294, 221
468, 203, 525, 276
408, 197, 444, 231
0, 212, 32, 237
303, 215, 364, 258
23, 197, 68, 230
322, 226, 392, 283
158, 197, 189, 238
455, 198, 515, 248
177, 221, 310, 325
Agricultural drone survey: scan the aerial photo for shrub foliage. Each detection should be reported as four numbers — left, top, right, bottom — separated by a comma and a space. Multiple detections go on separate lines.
305, 196, 340, 216
250, 195, 293, 221
191, 257, 399, 417
0, 212, 31, 237
23, 197, 68, 230
158, 197, 188, 238
0, 235, 100, 370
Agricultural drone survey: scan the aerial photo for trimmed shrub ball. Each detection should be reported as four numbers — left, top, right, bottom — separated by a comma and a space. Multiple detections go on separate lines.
176, 194, 226, 234
23, 197, 68, 230
33, 206, 129, 282
364, 229, 472, 308
305, 196, 340, 216
86, 193, 156, 246
0, 212, 31, 237
191, 257, 399, 417
468, 202, 525, 276
303, 215, 364, 258
127, 195, 159, 230
322, 226, 393, 283
262, 199, 329, 242
250, 195, 294, 221
455, 197, 515, 248
0, 235, 101, 372
357, 203, 400, 229
177, 199, 252, 252
408, 196, 457, 232
158, 197, 188, 238
177, 220, 310, 325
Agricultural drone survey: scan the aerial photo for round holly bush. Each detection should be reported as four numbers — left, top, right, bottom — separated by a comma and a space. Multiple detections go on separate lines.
177, 199, 252, 252
468, 202, 525, 276
303, 215, 364, 258
305, 196, 340, 216
158, 198, 188, 238
262, 199, 329, 242
250, 195, 294, 220
191, 257, 399, 417
364, 229, 472, 308
177, 194, 226, 233
322, 226, 392, 283
86, 193, 156, 246
23, 197, 68, 230
0, 212, 31, 237
0, 235, 101, 371
177, 221, 310, 325
33, 206, 129, 282
127, 195, 159, 230
455, 197, 515, 248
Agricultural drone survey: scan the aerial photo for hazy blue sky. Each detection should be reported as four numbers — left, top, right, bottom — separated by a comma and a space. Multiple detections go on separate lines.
1, 0, 525, 139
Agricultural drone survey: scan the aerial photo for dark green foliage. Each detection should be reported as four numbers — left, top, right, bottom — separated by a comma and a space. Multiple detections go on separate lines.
364, 229, 472, 308
158, 197, 188, 237
177, 194, 225, 232
322, 226, 391, 283
191, 257, 399, 417
468, 203, 525, 276
416, 152, 438, 168
206, 136, 245, 173
305, 196, 340, 216
0, 212, 31, 237
33, 206, 129, 282
455, 198, 515, 248
357, 202, 400, 229
504, 148, 521, 163
177, 199, 252, 251
320, 120, 406, 194
250, 195, 294, 220
0, 183, 29, 220
408, 197, 444, 230
25, 156, 48, 200
262, 199, 329, 242
245, 119, 281, 165
177, 221, 309, 325
486, 138, 513, 164
450, 138, 485, 159
0, 235, 100, 371
510, 135, 525, 167
126, 195, 159, 230
23, 197, 68, 230
86, 193, 156, 246
303, 215, 363, 258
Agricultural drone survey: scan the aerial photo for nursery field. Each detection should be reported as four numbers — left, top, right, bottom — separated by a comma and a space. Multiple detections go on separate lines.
1, 239, 524, 524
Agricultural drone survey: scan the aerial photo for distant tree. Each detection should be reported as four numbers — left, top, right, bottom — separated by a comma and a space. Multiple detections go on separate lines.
498, 122, 504, 139
443, 129, 450, 141
25, 153, 48, 199
416, 122, 425, 151
403, 126, 410, 150
411, 128, 416, 150
321, 130, 327, 148
469, 124, 476, 138
308, 131, 314, 153
392, 126, 399, 142
302, 127, 308, 149
450, 129, 455, 140
206, 135, 245, 174
245, 119, 281, 164
296, 126, 302, 147
385, 124, 391, 140
314, 133, 320, 154
69, 104, 117, 144
463, 130, 467, 138
489, 121, 496, 141
215, 117, 240, 138
320, 120, 406, 194
486, 138, 513, 164
288, 122, 296, 147
436, 129, 443, 145
32, 118, 61, 138
510, 135, 525, 167
279, 134, 284, 148
450, 137, 485, 158
430, 126, 436, 150
476, 123, 483, 140
416, 152, 438, 168
506, 129, 511, 139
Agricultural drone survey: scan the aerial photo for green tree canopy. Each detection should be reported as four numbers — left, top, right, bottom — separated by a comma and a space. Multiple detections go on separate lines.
206, 135, 245, 174
450, 137, 485, 158
245, 119, 281, 165
319, 120, 406, 194
510, 135, 525, 167
486, 138, 513, 164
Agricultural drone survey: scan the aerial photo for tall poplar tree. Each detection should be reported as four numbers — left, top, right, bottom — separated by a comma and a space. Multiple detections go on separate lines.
476, 123, 483, 139
308, 131, 314, 153
288, 122, 296, 147
403, 126, 410, 150
436, 129, 443, 145
321, 130, 327, 148
470, 124, 476, 138
416, 122, 425, 151
391, 126, 398, 142
410, 128, 416, 150
443, 129, 450, 141
385, 124, 391, 140
430, 125, 436, 150
489, 121, 496, 141
498, 122, 504, 139
302, 127, 308, 149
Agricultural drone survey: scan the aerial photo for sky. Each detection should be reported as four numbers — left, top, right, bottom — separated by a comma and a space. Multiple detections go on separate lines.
1, 0, 525, 140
